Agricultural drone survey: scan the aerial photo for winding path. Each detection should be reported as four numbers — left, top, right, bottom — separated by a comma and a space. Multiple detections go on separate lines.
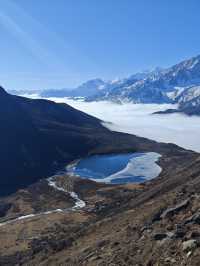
0, 176, 86, 227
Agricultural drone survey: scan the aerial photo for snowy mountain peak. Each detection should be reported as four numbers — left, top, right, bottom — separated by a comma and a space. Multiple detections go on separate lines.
86, 54, 200, 104
181, 55, 200, 70
10, 54, 200, 108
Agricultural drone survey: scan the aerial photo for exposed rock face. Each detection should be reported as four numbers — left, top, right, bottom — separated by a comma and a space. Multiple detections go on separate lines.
153, 232, 168, 240
182, 239, 198, 252
0, 147, 199, 265
0, 87, 103, 196
160, 199, 190, 219
155, 86, 200, 116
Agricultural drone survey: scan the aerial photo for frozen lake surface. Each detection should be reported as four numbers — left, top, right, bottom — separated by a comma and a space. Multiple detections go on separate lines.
67, 152, 162, 184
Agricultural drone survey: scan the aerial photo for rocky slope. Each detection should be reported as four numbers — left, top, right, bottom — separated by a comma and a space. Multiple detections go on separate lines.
2, 86, 200, 265
0, 142, 199, 265
0, 87, 131, 195
154, 86, 200, 116
169, 86, 200, 116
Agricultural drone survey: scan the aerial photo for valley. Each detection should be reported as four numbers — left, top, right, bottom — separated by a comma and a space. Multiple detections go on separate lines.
1, 87, 199, 265
1, 1, 200, 265
0, 140, 199, 265
26, 97, 200, 152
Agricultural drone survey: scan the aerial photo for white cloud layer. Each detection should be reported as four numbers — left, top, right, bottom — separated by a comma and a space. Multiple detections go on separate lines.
24, 95, 200, 152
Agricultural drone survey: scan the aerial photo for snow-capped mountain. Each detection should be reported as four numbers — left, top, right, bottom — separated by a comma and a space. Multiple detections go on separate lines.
88, 55, 200, 104
86, 68, 167, 103
155, 86, 200, 116
9, 55, 200, 111
172, 86, 200, 115
176, 86, 200, 105
40, 78, 106, 98
163, 55, 200, 87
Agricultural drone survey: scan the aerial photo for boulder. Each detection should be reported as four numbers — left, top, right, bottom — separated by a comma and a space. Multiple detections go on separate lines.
174, 224, 186, 239
153, 233, 168, 241
182, 239, 197, 252
151, 208, 165, 223
184, 212, 200, 225
189, 231, 200, 239
161, 199, 190, 219
165, 257, 176, 263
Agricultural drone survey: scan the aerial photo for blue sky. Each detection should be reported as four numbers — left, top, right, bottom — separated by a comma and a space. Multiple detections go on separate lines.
0, 0, 200, 90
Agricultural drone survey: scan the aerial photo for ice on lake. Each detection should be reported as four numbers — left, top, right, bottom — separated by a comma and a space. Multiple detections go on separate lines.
67, 152, 162, 184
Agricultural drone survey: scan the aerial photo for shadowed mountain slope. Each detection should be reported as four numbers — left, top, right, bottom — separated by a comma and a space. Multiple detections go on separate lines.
0, 87, 185, 196
0, 87, 104, 195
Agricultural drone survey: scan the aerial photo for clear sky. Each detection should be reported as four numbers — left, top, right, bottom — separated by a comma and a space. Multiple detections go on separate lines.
0, 0, 200, 90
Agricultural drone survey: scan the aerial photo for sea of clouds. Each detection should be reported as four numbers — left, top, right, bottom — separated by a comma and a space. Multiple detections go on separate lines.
24, 95, 200, 152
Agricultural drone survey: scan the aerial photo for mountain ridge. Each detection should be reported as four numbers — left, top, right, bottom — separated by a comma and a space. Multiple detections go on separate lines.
87, 54, 200, 104
86, 55, 200, 115
8, 54, 200, 115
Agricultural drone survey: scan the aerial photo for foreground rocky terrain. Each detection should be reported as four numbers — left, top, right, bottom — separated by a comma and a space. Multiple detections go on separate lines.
0, 141, 200, 265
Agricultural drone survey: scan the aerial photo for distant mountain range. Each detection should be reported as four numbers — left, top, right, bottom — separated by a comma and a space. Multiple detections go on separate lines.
86, 55, 200, 109
8, 69, 163, 100
8, 54, 200, 115
41, 78, 106, 98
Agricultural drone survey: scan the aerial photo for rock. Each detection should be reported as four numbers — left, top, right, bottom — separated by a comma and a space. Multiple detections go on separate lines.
126, 225, 137, 233
153, 233, 168, 241
166, 231, 175, 239
184, 212, 200, 225
89, 255, 101, 262
140, 235, 145, 240
112, 241, 120, 247
84, 252, 96, 261
146, 260, 154, 266
189, 231, 200, 239
187, 251, 192, 258
141, 225, 152, 233
174, 224, 186, 239
96, 239, 109, 248
151, 208, 165, 223
165, 257, 176, 263
0, 203, 12, 217
153, 230, 178, 241
161, 199, 190, 219
182, 239, 197, 252
191, 212, 200, 224
166, 224, 174, 231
